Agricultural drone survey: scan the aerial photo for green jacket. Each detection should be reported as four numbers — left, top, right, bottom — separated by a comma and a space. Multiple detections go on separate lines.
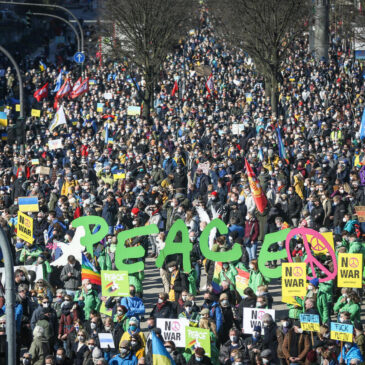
20, 246, 42, 264
188, 269, 197, 295
349, 240, 362, 254
334, 295, 347, 313
337, 301, 361, 323
318, 281, 333, 304
76, 289, 101, 320
296, 289, 329, 324
129, 273, 143, 293
248, 270, 264, 293
219, 264, 238, 290
98, 251, 112, 271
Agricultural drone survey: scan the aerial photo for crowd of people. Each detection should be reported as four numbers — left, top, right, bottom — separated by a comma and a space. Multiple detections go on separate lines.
0, 4, 364, 365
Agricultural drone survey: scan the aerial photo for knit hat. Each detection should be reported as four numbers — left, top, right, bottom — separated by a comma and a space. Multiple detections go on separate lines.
129, 317, 139, 325
261, 349, 272, 358
211, 191, 218, 197
92, 347, 103, 359
131, 207, 139, 215
309, 278, 319, 287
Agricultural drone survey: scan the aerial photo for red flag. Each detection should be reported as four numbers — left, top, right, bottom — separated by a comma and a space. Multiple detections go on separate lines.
205, 73, 214, 95
171, 80, 178, 97
245, 158, 267, 213
33, 83, 49, 102
71, 77, 82, 93
56, 78, 72, 100
70, 78, 89, 99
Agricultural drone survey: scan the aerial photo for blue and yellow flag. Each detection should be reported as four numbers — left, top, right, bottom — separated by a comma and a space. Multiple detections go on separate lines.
0, 112, 7, 127
18, 197, 39, 212
39, 60, 47, 71
152, 331, 175, 365
276, 127, 287, 160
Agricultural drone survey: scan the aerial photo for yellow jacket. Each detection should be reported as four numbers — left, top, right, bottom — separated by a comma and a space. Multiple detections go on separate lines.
293, 174, 304, 200
119, 330, 146, 349
61, 180, 77, 196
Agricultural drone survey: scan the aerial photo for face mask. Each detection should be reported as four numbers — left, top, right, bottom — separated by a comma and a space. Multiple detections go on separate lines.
283, 321, 289, 327
130, 291, 136, 297
345, 343, 351, 349
166, 347, 172, 353
308, 285, 313, 290
90, 323, 96, 330
195, 356, 203, 362
88, 345, 95, 351
230, 335, 238, 343
86, 284, 92, 290
263, 322, 269, 327
249, 264, 254, 270
256, 302, 265, 308
221, 299, 229, 306
78, 336, 85, 342
297, 328, 303, 334
158, 298, 163, 303
120, 348, 128, 356
131, 341, 137, 347
262, 359, 269, 364
20, 276, 26, 282
168, 267, 174, 272
43, 303, 49, 308
23, 359, 30, 365
182, 295, 187, 301
129, 325, 137, 332
56, 355, 63, 361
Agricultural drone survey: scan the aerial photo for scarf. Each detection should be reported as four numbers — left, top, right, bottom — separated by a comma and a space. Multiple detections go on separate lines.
156, 301, 167, 311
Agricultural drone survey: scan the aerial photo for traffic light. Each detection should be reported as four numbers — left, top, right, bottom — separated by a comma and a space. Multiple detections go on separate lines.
25, 10, 32, 28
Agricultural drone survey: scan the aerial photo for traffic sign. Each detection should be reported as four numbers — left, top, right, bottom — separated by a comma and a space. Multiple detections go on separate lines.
73, 52, 85, 64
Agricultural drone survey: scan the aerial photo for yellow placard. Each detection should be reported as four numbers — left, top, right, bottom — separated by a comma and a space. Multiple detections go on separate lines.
31, 109, 41, 118
330, 322, 353, 342
17, 212, 34, 244
16, 104, 20, 112
337, 253, 363, 288
301, 322, 320, 332
282, 296, 300, 306
113, 173, 126, 180
282, 262, 306, 297
306, 232, 334, 255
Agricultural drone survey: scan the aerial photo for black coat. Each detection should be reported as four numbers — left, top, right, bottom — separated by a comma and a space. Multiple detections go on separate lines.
219, 337, 246, 364
262, 322, 279, 363
150, 301, 176, 319
287, 193, 302, 219
187, 355, 212, 365
333, 201, 346, 227
169, 270, 188, 301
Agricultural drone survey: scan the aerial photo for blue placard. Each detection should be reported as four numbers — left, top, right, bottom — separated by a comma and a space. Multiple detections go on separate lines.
300, 314, 320, 324
330, 322, 353, 334
73, 52, 85, 64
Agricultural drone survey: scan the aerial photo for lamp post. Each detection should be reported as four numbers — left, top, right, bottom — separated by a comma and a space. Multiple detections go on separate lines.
0, 1, 84, 52
31, 12, 81, 52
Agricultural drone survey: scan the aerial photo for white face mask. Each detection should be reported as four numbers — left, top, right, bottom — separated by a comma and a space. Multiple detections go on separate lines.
168, 267, 174, 272
90, 322, 96, 329
86, 284, 92, 290
308, 285, 313, 290
249, 264, 254, 270
158, 298, 163, 303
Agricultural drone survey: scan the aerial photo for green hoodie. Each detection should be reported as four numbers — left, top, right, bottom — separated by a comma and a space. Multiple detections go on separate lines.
219, 263, 238, 290
98, 250, 112, 270
337, 300, 361, 323
75, 288, 101, 320
248, 270, 265, 293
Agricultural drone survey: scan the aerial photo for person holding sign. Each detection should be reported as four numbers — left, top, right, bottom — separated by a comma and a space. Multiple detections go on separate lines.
335, 291, 361, 323
337, 342, 363, 365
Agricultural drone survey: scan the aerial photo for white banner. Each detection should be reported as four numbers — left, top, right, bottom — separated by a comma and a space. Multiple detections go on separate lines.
156, 318, 189, 347
243, 308, 276, 334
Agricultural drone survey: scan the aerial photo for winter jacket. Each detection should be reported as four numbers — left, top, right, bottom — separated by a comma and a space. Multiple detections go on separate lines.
201, 301, 223, 332
248, 270, 265, 293
121, 296, 145, 320
187, 355, 212, 365
287, 193, 302, 219
337, 344, 363, 365
333, 201, 347, 227
336, 300, 361, 323
262, 322, 279, 363
30, 306, 58, 333
282, 328, 310, 365
59, 309, 79, 336
102, 199, 118, 226
244, 219, 259, 243
75, 288, 101, 320
120, 329, 146, 348
150, 301, 176, 319
168, 270, 188, 301
29, 336, 51, 365
219, 337, 246, 364
108, 352, 138, 365
60, 262, 82, 291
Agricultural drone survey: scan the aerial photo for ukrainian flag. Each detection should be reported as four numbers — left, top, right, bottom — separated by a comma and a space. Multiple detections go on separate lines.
1, 132, 7, 141
0, 112, 7, 127
39, 60, 47, 71
18, 197, 39, 212
152, 331, 175, 365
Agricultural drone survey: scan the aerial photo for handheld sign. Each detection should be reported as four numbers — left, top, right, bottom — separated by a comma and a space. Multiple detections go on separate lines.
300, 314, 320, 332
330, 322, 353, 342
73, 52, 85, 64
337, 253, 363, 288
101, 270, 129, 297
243, 308, 276, 334
185, 326, 211, 357
17, 212, 34, 244
157, 318, 189, 347
282, 262, 306, 296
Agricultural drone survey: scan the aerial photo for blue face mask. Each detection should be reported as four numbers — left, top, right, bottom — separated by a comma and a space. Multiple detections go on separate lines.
129, 325, 137, 332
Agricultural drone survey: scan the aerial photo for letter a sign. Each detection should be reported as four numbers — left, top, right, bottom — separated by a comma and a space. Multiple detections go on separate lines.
337, 253, 362, 288
282, 262, 306, 297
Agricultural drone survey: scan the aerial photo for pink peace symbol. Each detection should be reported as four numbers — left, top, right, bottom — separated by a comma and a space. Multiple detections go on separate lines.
293, 267, 303, 277
171, 321, 181, 331
309, 236, 326, 251
257, 311, 265, 320
349, 258, 359, 268
285, 228, 337, 283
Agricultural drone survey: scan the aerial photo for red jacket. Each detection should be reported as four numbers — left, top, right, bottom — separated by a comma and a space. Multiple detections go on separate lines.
244, 219, 259, 242
59, 309, 78, 336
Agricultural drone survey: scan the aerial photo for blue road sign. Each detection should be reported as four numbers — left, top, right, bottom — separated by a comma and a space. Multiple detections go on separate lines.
73, 52, 85, 64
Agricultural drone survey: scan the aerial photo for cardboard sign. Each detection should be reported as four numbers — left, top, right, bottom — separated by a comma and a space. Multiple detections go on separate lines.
243, 308, 276, 334
31, 109, 41, 118
337, 253, 363, 288
197, 162, 210, 175
104, 93, 113, 100
113, 173, 126, 180
354, 206, 365, 222
31, 159, 39, 166
101, 270, 129, 297
300, 314, 320, 332
97, 103, 104, 112
282, 262, 306, 296
48, 138, 63, 150
330, 322, 353, 342
16, 104, 20, 112
99, 302, 113, 317
17, 212, 34, 244
235, 268, 250, 296
36, 166, 50, 175
231, 124, 245, 135
185, 326, 211, 357
98, 333, 115, 349
282, 296, 300, 306
127, 106, 141, 116
157, 318, 189, 347
306, 232, 334, 255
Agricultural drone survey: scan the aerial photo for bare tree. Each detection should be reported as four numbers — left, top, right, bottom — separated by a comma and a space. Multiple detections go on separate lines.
102, 0, 197, 120
208, 0, 311, 115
